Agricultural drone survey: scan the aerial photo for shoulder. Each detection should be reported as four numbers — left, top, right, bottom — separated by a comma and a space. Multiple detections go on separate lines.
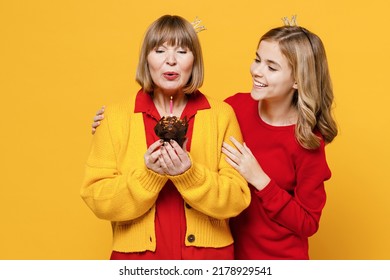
200, 94, 241, 134
294, 135, 331, 179
104, 93, 136, 119
224, 92, 252, 107
224, 93, 258, 121
100, 93, 137, 135
202, 94, 236, 116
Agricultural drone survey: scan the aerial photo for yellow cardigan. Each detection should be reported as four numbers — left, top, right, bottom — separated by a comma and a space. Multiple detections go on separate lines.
81, 92, 250, 253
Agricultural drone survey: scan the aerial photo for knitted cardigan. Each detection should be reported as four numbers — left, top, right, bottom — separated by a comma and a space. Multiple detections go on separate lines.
81, 91, 250, 252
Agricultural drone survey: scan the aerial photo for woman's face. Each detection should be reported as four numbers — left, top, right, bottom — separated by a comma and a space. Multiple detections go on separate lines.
147, 42, 194, 96
250, 40, 297, 102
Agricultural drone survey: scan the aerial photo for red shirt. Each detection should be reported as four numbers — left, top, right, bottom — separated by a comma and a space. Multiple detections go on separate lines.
225, 93, 331, 260
111, 90, 234, 260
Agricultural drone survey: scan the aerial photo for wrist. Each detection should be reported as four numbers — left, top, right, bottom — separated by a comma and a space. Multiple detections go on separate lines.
251, 175, 271, 191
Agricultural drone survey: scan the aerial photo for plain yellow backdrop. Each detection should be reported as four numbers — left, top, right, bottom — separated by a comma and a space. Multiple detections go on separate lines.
1, 0, 389, 259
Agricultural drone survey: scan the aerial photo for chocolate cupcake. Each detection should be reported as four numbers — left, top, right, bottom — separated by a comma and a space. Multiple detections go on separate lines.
154, 116, 188, 147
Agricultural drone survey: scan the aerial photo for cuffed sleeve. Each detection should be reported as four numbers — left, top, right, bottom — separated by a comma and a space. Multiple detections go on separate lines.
80, 104, 168, 222
169, 102, 251, 220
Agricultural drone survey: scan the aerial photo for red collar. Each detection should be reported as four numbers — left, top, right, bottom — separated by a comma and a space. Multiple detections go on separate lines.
134, 89, 210, 121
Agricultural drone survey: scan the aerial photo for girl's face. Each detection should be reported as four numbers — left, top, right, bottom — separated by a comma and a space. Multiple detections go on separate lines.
250, 40, 297, 102
147, 42, 194, 96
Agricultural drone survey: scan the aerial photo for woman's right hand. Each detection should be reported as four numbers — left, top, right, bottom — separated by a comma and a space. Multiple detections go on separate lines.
144, 139, 165, 175
91, 106, 105, 134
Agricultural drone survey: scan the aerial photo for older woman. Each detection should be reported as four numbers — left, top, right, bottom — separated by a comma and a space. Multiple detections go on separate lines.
80, 15, 250, 260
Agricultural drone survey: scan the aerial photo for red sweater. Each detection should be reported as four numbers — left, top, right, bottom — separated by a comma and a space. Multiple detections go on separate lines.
225, 93, 331, 260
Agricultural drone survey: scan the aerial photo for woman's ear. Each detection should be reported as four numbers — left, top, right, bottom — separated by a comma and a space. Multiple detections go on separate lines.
293, 82, 298, 89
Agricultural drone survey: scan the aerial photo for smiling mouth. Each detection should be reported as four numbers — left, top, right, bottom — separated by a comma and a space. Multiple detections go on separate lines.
253, 81, 267, 88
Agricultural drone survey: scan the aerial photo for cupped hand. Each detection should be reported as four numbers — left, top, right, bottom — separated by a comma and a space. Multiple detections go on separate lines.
159, 139, 191, 176
144, 139, 165, 174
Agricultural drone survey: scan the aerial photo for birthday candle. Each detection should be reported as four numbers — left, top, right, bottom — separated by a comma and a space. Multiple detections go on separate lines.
170, 96, 173, 117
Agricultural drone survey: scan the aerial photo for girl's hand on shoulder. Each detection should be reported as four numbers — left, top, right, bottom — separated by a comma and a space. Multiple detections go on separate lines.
92, 106, 105, 135
159, 139, 191, 176
222, 136, 270, 191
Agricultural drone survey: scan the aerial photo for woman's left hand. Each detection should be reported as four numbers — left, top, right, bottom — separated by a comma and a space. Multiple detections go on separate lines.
159, 139, 191, 176
222, 136, 270, 191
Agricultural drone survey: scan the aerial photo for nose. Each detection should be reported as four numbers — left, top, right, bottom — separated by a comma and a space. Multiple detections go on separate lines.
166, 51, 177, 65
251, 61, 264, 77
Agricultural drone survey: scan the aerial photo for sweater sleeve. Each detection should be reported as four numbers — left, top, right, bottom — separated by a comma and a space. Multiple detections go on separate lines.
256, 140, 331, 237
80, 104, 168, 222
168, 103, 251, 220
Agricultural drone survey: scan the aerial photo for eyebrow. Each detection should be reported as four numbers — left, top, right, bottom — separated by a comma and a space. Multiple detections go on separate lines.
255, 52, 281, 68
156, 44, 187, 50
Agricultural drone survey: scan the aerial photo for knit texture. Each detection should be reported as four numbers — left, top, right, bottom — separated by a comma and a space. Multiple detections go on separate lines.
81, 91, 250, 252
226, 93, 331, 260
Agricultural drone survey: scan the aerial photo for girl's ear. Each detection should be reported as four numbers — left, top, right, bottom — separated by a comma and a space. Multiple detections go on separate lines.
293, 82, 298, 89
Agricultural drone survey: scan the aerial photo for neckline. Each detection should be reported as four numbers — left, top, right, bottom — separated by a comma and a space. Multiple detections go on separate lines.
255, 108, 296, 131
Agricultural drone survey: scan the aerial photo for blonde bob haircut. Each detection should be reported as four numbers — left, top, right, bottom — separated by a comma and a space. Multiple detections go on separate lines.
136, 15, 204, 94
259, 26, 338, 150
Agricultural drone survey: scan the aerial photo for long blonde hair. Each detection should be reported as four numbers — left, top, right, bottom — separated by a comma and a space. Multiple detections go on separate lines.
260, 26, 338, 149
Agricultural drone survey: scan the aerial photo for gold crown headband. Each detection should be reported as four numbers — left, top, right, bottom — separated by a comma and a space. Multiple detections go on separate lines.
191, 16, 206, 33
281, 15, 297, 26
281, 15, 315, 52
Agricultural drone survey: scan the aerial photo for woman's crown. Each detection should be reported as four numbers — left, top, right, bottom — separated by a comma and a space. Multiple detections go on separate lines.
191, 16, 206, 33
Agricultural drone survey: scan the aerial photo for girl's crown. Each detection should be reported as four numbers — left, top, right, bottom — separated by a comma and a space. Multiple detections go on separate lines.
282, 15, 298, 26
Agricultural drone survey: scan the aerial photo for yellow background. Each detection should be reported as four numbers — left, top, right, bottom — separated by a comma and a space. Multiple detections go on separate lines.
1, 0, 389, 260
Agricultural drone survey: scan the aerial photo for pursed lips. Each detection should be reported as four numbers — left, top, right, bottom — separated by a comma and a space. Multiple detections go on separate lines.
163, 72, 179, 80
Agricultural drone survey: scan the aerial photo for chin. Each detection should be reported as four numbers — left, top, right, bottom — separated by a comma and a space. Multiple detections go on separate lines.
250, 90, 264, 101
